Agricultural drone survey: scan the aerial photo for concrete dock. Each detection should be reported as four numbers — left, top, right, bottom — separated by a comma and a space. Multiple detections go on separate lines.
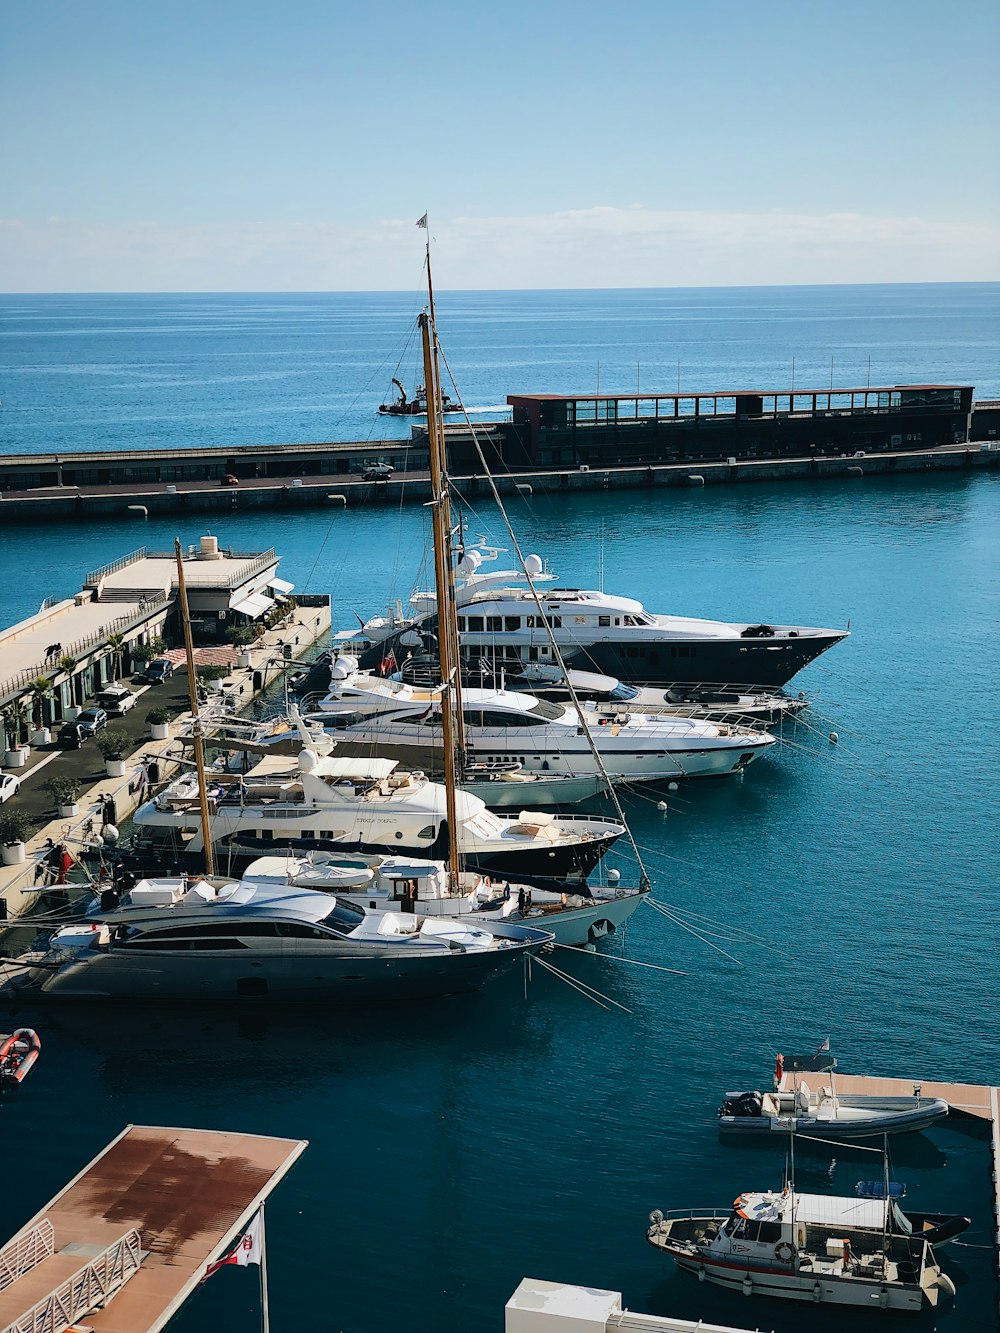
0, 1124, 306, 1333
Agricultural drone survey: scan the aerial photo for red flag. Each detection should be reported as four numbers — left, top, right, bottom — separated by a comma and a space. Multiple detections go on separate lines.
378, 650, 397, 677
203, 1212, 263, 1281
774, 1053, 784, 1088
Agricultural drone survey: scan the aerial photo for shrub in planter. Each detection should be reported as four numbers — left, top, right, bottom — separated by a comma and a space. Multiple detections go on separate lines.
229, 624, 261, 647
97, 729, 131, 762
132, 637, 166, 666
146, 706, 172, 740
46, 775, 81, 812
0, 810, 30, 844
197, 664, 230, 682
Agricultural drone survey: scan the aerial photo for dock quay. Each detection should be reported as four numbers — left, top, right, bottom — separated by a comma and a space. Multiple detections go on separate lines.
0, 1124, 306, 1333
0, 579, 331, 921
0, 382, 997, 524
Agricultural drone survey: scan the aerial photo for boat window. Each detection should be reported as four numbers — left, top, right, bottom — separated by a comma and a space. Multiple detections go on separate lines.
757, 1221, 782, 1243
321, 900, 367, 934
418, 824, 436, 840
486, 616, 502, 631
505, 617, 520, 631
419, 713, 443, 727
274, 921, 330, 938
609, 683, 639, 701
598, 615, 611, 627
526, 616, 536, 628
724, 1214, 746, 1238
550, 617, 562, 628
457, 617, 466, 631
467, 616, 484, 632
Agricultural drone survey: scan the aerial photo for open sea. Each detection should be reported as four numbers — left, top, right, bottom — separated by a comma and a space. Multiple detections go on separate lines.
0, 285, 998, 1331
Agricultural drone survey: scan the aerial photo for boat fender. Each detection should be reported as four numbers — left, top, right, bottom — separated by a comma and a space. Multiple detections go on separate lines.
741, 1275, 753, 1296
935, 1272, 956, 1298
812, 1282, 822, 1303
697, 1265, 706, 1282
774, 1241, 795, 1263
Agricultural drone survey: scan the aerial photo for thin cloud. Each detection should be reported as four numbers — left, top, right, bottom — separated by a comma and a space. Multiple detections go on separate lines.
0, 207, 996, 291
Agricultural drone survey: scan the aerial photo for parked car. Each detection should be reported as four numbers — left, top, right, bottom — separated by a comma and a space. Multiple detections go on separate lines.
141, 657, 175, 684
220, 473, 240, 486
0, 773, 20, 804
96, 684, 138, 715
361, 463, 394, 481
58, 721, 85, 748
76, 707, 108, 738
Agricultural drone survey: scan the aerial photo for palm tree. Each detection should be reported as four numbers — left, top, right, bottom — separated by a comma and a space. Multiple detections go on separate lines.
2, 700, 30, 748
106, 632, 127, 681
57, 655, 80, 707
27, 676, 54, 732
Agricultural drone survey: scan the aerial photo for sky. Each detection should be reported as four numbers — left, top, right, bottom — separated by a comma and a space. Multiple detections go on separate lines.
2, 0, 999, 292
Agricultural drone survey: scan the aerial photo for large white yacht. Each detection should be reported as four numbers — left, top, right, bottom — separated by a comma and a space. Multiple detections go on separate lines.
127, 747, 625, 880
309, 661, 776, 780
334, 541, 847, 689
0, 876, 551, 1001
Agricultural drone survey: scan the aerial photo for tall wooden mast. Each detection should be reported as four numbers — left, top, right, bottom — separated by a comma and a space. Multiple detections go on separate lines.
174, 537, 215, 876
419, 306, 462, 889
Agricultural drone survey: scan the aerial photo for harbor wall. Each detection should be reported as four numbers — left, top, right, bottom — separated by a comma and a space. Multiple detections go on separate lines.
0, 443, 997, 525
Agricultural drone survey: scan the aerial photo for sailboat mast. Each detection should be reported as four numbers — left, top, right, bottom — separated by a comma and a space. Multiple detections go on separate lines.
173, 537, 215, 877
422, 229, 466, 753
419, 311, 461, 887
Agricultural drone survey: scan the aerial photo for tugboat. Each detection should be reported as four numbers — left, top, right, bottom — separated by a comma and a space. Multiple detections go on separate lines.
378, 379, 463, 416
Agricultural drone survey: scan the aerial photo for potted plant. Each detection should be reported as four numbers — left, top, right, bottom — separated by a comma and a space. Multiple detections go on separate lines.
229, 624, 259, 668
146, 706, 172, 741
27, 675, 54, 744
46, 775, 81, 817
0, 810, 30, 866
97, 729, 131, 778
197, 663, 230, 694
2, 701, 30, 766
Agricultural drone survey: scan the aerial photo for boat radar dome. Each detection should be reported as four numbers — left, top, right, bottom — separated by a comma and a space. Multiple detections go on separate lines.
298, 747, 320, 773
330, 654, 358, 680
458, 548, 482, 575
524, 554, 543, 577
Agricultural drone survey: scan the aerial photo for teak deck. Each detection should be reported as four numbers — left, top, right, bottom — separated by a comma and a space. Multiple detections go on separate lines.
3, 1124, 307, 1333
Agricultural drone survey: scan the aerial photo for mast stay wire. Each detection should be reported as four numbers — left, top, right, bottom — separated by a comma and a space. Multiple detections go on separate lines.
436, 343, 652, 891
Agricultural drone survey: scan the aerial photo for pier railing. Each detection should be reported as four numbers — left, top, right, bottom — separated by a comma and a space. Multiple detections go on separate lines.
2, 1227, 142, 1333
84, 547, 147, 588
0, 1221, 54, 1293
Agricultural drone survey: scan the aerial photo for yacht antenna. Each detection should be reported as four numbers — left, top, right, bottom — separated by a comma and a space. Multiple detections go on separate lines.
174, 537, 215, 876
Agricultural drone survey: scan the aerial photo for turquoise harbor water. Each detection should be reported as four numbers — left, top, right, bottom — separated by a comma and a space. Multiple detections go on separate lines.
0, 287, 998, 1331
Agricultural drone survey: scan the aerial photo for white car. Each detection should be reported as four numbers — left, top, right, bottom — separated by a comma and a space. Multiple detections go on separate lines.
0, 773, 20, 804
96, 685, 138, 715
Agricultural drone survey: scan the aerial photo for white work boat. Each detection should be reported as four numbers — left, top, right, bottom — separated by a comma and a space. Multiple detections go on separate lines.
646, 1185, 963, 1312
718, 1079, 949, 1140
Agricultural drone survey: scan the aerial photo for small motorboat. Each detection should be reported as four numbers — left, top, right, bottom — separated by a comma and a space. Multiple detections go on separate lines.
0, 1028, 41, 1085
718, 1081, 949, 1140
719, 1046, 948, 1139
647, 1183, 964, 1311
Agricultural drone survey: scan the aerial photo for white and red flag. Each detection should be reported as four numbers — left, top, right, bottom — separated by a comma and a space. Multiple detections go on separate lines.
203, 1212, 264, 1280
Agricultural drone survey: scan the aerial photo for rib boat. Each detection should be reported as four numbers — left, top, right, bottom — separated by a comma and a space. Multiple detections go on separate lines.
719, 1081, 949, 1140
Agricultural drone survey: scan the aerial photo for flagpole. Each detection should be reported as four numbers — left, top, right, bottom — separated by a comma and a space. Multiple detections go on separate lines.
259, 1205, 270, 1333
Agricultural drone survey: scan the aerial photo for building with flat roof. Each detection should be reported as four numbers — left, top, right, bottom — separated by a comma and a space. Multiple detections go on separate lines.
1, 535, 292, 752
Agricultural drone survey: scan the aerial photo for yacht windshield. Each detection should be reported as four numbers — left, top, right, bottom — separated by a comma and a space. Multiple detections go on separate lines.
609, 682, 639, 702
321, 900, 367, 935
526, 698, 568, 721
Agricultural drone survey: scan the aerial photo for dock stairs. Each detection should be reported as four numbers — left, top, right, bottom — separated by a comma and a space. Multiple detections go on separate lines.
0, 1218, 142, 1333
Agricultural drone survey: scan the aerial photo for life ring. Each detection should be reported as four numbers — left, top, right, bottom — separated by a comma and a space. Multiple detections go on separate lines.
774, 1241, 795, 1263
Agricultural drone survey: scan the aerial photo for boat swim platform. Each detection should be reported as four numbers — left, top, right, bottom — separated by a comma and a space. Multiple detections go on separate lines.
0, 1124, 307, 1333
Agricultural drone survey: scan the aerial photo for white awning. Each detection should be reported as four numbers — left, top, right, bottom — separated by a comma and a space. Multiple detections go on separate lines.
269, 576, 295, 594
231, 590, 275, 619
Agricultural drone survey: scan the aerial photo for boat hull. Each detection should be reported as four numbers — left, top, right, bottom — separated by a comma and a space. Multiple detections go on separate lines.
719, 1099, 950, 1139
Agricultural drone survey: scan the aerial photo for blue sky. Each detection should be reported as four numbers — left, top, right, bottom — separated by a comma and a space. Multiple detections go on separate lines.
2, 0, 998, 290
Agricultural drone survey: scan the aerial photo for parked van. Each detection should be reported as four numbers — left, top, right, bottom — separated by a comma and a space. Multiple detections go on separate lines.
96, 684, 138, 715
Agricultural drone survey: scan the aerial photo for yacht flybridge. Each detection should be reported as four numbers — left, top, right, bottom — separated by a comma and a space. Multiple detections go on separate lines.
309, 661, 776, 780
128, 746, 625, 879
335, 541, 847, 690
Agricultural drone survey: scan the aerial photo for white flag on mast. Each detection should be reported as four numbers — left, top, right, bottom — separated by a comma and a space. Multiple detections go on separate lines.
415, 213, 428, 228
203, 1211, 264, 1279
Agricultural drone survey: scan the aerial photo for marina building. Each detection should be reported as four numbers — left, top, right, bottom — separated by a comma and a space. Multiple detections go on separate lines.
0, 536, 292, 752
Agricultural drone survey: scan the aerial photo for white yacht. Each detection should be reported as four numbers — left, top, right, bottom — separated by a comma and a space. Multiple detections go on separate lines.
128, 747, 625, 880
334, 541, 848, 690
0, 877, 551, 1001
309, 663, 776, 780
241, 851, 648, 949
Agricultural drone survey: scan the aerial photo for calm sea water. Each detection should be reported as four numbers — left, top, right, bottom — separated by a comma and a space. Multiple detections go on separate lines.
1, 288, 998, 1332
